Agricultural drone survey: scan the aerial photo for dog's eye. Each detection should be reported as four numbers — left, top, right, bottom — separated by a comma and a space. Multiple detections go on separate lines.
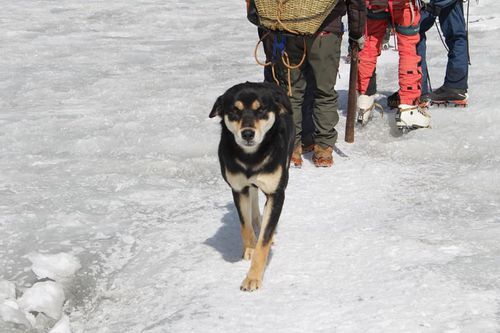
255, 108, 267, 117
227, 109, 240, 121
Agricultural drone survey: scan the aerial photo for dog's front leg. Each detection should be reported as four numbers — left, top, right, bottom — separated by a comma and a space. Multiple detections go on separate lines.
250, 186, 261, 234
240, 190, 284, 291
232, 189, 257, 260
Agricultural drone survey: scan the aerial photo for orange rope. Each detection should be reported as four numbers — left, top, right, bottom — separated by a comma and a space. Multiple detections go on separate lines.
254, 32, 272, 67
252, 0, 310, 97
276, 0, 300, 35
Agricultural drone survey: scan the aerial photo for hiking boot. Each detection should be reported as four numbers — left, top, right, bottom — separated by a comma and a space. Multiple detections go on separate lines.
430, 86, 468, 107
395, 104, 431, 130
388, 91, 432, 109
357, 94, 375, 126
291, 145, 302, 168
312, 144, 333, 168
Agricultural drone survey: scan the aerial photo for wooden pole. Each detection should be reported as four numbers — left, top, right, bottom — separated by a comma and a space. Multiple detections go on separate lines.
345, 45, 359, 143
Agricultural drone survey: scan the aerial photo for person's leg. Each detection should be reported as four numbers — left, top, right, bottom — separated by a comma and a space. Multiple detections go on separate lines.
393, 0, 430, 129
358, 17, 388, 95
439, 1, 468, 90
392, 0, 421, 105
279, 35, 309, 148
308, 32, 341, 150
301, 63, 315, 149
357, 12, 387, 125
417, 10, 436, 96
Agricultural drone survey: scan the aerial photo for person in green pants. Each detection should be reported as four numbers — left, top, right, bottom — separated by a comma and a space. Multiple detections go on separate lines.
271, 0, 366, 168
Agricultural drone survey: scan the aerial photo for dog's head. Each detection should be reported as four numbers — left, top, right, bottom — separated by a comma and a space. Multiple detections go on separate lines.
209, 82, 291, 153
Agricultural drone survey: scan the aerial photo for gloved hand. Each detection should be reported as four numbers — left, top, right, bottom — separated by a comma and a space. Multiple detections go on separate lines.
349, 35, 365, 50
423, 1, 441, 16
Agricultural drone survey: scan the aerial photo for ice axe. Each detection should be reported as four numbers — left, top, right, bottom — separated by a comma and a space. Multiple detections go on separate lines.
345, 45, 358, 143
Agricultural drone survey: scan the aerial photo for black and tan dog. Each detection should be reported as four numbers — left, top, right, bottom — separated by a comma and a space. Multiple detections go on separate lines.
209, 82, 294, 291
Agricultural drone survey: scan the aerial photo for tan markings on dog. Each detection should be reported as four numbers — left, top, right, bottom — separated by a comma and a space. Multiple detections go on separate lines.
253, 156, 271, 171
237, 192, 257, 261
235, 159, 246, 170
255, 112, 275, 132
241, 195, 274, 291
234, 100, 244, 111
251, 165, 282, 194
251, 100, 260, 111
225, 165, 281, 194
223, 114, 242, 138
250, 186, 261, 231
235, 156, 270, 172
224, 170, 249, 192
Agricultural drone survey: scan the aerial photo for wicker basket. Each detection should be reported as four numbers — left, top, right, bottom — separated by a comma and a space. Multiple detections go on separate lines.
254, 0, 339, 35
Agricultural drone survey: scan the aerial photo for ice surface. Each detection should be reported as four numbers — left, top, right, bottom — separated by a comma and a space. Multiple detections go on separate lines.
1, 0, 499, 332
48, 315, 72, 333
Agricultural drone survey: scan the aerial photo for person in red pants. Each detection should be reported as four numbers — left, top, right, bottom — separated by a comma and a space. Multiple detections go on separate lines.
357, 0, 431, 130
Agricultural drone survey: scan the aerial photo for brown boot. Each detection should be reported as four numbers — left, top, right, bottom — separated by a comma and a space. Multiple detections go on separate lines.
312, 144, 333, 168
291, 145, 302, 168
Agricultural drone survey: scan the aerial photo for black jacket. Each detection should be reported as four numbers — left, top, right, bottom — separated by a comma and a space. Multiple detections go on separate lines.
320, 0, 366, 39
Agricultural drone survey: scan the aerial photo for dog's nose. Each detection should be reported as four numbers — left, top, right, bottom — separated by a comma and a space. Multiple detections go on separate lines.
241, 129, 255, 141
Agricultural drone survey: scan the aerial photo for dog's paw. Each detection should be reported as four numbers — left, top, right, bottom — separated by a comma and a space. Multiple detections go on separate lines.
240, 276, 262, 292
242, 247, 254, 260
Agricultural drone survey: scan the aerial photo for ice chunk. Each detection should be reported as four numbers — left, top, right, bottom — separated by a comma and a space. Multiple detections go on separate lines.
0, 280, 16, 301
18, 281, 65, 320
28, 252, 82, 281
0, 299, 32, 328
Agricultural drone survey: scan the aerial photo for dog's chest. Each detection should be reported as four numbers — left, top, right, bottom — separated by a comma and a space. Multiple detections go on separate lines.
224, 165, 282, 194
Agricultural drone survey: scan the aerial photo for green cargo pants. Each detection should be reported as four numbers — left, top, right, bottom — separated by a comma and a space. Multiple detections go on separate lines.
275, 32, 342, 148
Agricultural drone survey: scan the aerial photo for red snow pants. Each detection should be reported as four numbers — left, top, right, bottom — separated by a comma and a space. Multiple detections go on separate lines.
358, 0, 422, 105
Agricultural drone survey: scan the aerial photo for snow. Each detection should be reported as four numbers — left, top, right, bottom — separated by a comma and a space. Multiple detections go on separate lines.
0, 0, 499, 332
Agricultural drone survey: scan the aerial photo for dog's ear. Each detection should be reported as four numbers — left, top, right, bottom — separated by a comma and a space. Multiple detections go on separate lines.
209, 95, 223, 118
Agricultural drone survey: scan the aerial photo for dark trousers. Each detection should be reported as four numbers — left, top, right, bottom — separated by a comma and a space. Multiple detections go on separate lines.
276, 33, 342, 148
418, 1, 468, 94
260, 29, 315, 147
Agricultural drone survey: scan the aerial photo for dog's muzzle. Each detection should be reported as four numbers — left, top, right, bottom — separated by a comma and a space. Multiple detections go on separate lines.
241, 129, 255, 143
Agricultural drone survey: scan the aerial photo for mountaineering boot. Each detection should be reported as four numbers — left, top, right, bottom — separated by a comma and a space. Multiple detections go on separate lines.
387, 91, 400, 109
302, 143, 315, 154
301, 134, 315, 154
419, 93, 431, 108
430, 86, 468, 107
291, 145, 302, 168
312, 144, 334, 168
388, 91, 431, 109
357, 94, 375, 126
395, 104, 431, 130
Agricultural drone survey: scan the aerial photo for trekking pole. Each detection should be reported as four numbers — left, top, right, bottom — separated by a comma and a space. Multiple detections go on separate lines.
345, 45, 359, 143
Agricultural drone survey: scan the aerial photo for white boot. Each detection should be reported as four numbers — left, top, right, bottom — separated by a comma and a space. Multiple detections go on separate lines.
396, 104, 431, 129
357, 94, 375, 126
